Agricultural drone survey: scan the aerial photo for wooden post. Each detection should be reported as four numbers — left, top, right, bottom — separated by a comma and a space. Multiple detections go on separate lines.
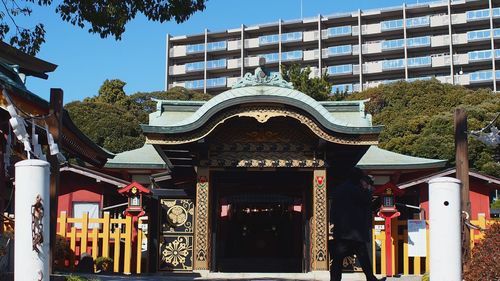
311, 169, 328, 270
455, 108, 471, 262
47, 88, 63, 273
193, 167, 210, 271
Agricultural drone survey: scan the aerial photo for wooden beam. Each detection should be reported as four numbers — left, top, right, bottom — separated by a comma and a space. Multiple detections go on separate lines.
46, 88, 63, 274
454, 108, 471, 261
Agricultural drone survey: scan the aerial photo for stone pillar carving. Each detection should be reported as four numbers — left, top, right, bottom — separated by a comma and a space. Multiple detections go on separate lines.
193, 167, 210, 271
311, 169, 328, 271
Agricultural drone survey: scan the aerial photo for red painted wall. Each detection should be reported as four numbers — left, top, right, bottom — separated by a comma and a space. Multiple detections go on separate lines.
414, 177, 495, 220
57, 172, 120, 217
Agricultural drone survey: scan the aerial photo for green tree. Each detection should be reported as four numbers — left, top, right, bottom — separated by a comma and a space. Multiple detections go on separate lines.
281, 63, 332, 101
0, 0, 207, 55
65, 80, 211, 153
348, 79, 500, 177
90, 79, 127, 104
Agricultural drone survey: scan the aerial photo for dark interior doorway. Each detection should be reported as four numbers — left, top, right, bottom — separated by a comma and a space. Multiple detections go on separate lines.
213, 171, 310, 272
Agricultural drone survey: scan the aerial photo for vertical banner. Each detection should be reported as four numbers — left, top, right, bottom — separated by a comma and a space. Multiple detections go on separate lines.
407, 220, 427, 257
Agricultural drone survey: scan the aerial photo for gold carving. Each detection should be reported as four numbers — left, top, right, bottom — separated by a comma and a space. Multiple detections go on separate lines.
311, 169, 329, 270
161, 237, 192, 269
167, 206, 188, 227
193, 169, 210, 270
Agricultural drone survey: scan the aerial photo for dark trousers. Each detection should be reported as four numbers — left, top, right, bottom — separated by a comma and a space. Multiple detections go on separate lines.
330, 238, 376, 281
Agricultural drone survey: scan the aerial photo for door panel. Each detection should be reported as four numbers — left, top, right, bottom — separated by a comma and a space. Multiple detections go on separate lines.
159, 199, 195, 271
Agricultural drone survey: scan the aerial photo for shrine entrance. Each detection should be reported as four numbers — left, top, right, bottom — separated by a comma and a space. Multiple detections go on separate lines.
142, 67, 381, 274
213, 171, 309, 272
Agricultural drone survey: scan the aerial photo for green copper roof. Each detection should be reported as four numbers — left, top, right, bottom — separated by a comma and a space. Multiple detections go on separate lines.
143, 68, 381, 136
356, 146, 447, 170
105, 144, 169, 169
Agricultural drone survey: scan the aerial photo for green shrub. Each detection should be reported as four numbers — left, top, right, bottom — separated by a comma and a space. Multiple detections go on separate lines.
94, 256, 113, 273
422, 272, 429, 281
463, 223, 500, 281
65, 275, 100, 281
54, 235, 74, 271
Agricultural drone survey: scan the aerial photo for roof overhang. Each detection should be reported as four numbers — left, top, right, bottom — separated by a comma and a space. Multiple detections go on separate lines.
60, 164, 129, 188
398, 168, 500, 189
0, 41, 57, 79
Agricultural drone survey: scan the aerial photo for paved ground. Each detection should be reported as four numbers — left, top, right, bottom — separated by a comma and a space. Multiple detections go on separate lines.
58, 273, 423, 281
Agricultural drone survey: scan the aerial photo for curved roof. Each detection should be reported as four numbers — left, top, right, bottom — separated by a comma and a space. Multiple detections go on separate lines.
142, 68, 382, 137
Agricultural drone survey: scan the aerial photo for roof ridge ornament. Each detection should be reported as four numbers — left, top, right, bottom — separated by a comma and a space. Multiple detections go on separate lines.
232, 67, 294, 89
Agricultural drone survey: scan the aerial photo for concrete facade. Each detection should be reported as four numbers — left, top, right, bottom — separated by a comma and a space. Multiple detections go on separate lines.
165, 0, 500, 94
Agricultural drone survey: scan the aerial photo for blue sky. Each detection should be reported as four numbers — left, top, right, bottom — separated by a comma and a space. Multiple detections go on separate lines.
25, 0, 429, 103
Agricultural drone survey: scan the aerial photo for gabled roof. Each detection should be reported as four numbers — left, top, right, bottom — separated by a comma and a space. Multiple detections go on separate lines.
357, 146, 447, 170
398, 168, 500, 189
105, 144, 170, 169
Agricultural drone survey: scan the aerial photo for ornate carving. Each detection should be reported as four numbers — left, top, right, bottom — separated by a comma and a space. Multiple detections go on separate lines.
193, 169, 210, 270
311, 170, 329, 270
160, 236, 193, 270
146, 106, 378, 146
232, 67, 293, 89
159, 199, 195, 271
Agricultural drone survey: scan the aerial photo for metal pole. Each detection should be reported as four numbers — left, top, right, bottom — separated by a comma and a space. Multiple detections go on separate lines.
429, 177, 462, 281
14, 159, 50, 281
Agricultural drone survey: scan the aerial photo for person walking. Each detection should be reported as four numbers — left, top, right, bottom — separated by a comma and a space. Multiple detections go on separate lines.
330, 167, 386, 281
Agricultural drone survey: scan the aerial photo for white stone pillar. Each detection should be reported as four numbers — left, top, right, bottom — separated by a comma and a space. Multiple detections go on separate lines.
15, 159, 50, 281
428, 177, 461, 281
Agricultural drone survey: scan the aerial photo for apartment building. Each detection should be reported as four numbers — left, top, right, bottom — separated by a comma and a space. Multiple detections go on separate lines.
165, 0, 500, 95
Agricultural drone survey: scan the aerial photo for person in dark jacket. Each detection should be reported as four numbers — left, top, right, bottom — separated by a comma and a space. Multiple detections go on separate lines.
330, 168, 385, 281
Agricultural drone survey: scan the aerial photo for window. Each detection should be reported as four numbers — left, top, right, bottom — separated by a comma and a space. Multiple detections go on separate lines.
259, 34, 279, 45
327, 26, 352, 37
328, 45, 352, 56
407, 36, 431, 48
331, 84, 353, 94
407, 56, 431, 68
494, 8, 500, 18
185, 61, 205, 72
282, 50, 303, 61
206, 59, 227, 70
496, 49, 500, 58
467, 29, 491, 41
468, 50, 492, 62
407, 76, 432, 82
406, 16, 430, 28
186, 43, 205, 54
382, 59, 405, 70
495, 28, 500, 38
73, 202, 100, 229
281, 32, 303, 43
185, 79, 204, 89
467, 8, 490, 21
207, 41, 226, 51
381, 19, 403, 31
382, 39, 404, 50
186, 41, 226, 53
470, 70, 493, 82
206, 77, 227, 88
327, 64, 353, 75
259, 53, 279, 63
